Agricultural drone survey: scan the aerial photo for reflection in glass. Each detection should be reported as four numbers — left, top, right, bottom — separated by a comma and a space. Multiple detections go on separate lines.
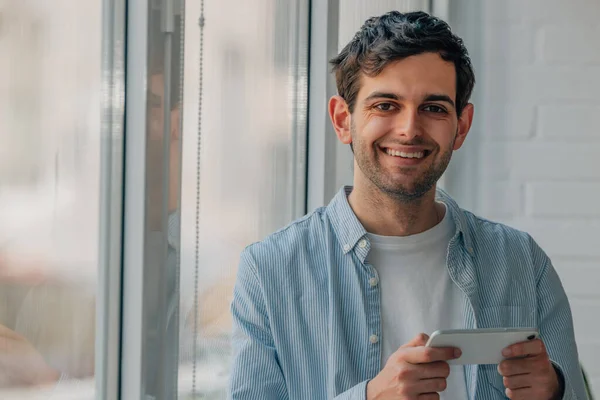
177, 0, 309, 397
0, 0, 101, 397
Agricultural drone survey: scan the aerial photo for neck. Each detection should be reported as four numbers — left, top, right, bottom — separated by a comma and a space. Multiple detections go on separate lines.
347, 179, 444, 237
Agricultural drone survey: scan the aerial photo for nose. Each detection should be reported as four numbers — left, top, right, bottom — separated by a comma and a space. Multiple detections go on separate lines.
394, 107, 422, 140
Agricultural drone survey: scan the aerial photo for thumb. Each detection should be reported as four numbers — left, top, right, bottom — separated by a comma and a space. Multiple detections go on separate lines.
401, 333, 430, 348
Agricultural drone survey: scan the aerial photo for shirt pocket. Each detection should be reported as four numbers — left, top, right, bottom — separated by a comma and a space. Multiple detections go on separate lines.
476, 305, 536, 396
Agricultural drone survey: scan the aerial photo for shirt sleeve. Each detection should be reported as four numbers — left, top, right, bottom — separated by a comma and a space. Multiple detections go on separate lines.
228, 249, 288, 400
534, 241, 588, 400
332, 380, 369, 400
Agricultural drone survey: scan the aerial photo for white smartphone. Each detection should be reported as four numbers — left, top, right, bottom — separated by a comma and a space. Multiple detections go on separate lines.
425, 328, 539, 365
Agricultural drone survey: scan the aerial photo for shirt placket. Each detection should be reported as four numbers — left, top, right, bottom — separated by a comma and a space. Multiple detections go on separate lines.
446, 234, 479, 400
354, 237, 382, 379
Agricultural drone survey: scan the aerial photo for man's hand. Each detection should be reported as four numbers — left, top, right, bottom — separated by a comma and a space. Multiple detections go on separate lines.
0, 324, 60, 388
366, 333, 461, 400
498, 338, 562, 400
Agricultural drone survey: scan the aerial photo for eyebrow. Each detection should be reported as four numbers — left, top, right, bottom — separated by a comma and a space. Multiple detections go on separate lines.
364, 91, 456, 109
364, 91, 400, 102
424, 94, 455, 108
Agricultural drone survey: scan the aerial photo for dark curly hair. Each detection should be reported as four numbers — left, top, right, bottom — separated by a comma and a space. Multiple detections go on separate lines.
330, 11, 475, 117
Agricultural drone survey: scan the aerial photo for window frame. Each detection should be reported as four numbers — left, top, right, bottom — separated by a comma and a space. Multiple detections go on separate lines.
97, 0, 127, 399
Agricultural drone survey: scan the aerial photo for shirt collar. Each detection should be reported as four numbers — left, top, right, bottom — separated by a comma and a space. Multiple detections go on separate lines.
326, 186, 368, 254
435, 186, 474, 254
326, 185, 474, 255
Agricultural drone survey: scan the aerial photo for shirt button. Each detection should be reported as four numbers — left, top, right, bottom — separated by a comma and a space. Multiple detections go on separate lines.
369, 277, 378, 287
359, 239, 367, 248
369, 334, 379, 344
343, 244, 350, 252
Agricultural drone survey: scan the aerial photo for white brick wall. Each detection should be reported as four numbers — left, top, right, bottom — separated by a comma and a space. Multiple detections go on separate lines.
542, 25, 600, 65
538, 105, 600, 140
527, 183, 600, 217
450, 0, 600, 391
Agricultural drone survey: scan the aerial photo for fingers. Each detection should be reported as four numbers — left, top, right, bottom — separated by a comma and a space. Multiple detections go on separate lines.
505, 387, 534, 400
502, 373, 531, 390
395, 361, 450, 382
505, 378, 558, 400
403, 346, 461, 364
498, 343, 559, 400
401, 333, 430, 348
398, 333, 460, 363
413, 378, 447, 394
503, 338, 545, 358
418, 361, 451, 380
379, 333, 456, 399
417, 394, 440, 400
498, 357, 530, 376
498, 354, 548, 376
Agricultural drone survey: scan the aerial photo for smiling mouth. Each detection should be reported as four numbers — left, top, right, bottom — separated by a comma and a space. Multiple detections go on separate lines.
381, 147, 432, 160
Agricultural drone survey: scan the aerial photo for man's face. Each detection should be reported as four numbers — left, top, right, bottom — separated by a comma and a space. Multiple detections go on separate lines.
148, 73, 181, 214
338, 52, 472, 201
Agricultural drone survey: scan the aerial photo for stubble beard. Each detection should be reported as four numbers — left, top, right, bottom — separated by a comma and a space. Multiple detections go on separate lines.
352, 125, 456, 204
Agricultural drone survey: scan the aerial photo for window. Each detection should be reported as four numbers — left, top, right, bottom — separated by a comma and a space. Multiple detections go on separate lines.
175, 0, 309, 397
0, 0, 102, 397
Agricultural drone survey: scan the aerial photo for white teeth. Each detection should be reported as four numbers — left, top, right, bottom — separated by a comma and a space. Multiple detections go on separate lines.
386, 148, 425, 159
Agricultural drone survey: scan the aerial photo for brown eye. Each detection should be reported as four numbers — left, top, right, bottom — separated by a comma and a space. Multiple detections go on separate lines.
422, 105, 447, 114
375, 103, 395, 111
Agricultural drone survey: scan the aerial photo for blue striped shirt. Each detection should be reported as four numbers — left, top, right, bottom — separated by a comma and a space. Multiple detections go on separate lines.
228, 186, 587, 399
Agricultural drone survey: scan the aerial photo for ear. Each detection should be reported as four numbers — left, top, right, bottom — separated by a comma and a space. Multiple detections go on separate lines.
453, 103, 474, 151
328, 95, 352, 145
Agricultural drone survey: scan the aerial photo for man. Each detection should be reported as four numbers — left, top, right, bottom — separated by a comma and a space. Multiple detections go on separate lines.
228, 11, 587, 400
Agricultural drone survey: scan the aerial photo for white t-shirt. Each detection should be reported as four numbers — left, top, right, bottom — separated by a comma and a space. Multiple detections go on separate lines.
365, 203, 468, 399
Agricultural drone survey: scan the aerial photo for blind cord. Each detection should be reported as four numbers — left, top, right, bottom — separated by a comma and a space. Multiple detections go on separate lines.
192, 0, 205, 396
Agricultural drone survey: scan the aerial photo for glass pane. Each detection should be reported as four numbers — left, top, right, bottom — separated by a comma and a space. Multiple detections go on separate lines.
0, 0, 101, 397
177, 0, 309, 397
